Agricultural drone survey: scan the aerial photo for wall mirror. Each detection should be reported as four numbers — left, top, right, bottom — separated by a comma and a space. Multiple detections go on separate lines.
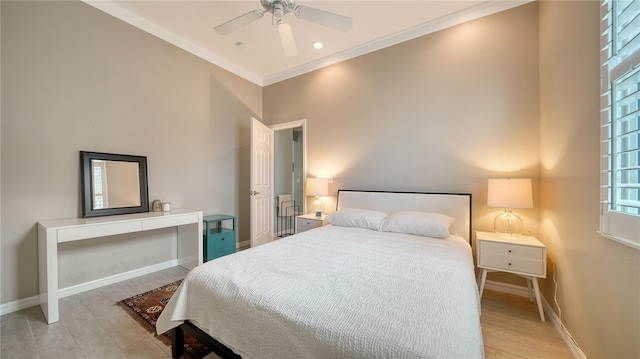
81, 151, 149, 218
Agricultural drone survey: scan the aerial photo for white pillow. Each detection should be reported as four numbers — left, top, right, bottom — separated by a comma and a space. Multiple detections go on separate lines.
380, 211, 454, 239
325, 208, 388, 231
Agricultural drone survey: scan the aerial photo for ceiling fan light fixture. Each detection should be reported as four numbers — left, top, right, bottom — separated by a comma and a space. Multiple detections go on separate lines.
277, 19, 297, 57
272, 1, 286, 19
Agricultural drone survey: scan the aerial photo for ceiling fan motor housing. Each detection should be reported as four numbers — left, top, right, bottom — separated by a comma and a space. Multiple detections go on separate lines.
261, 0, 296, 16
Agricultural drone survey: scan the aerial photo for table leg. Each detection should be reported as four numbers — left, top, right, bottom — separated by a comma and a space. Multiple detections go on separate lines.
177, 215, 203, 270
527, 279, 534, 302
532, 277, 545, 322
38, 226, 59, 324
478, 268, 488, 299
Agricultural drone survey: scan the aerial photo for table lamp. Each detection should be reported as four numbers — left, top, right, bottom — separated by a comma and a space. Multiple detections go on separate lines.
487, 178, 533, 236
306, 177, 329, 217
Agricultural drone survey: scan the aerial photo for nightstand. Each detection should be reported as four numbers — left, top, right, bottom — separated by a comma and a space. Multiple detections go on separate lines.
296, 213, 327, 233
203, 214, 236, 262
476, 231, 547, 322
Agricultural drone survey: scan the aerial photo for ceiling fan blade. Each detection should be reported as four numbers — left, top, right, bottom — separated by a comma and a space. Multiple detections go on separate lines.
277, 20, 298, 57
214, 10, 264, 35
295, 5, 352, 32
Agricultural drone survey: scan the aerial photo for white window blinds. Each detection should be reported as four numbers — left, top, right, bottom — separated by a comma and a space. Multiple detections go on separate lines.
600, 0, 640, 249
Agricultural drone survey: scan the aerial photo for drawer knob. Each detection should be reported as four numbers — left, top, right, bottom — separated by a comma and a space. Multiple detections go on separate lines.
508, 262, 512, 266
508, 250, 512, 253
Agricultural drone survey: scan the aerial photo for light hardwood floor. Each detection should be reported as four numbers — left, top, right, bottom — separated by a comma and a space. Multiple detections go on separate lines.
0, 267, 574, 359
480, 290, 574, 359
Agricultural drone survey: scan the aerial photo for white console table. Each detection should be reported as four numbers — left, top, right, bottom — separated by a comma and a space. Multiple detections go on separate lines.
38, 209, 203, 324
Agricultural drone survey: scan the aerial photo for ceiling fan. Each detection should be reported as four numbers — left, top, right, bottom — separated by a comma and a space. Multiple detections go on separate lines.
214, 0, 353, 57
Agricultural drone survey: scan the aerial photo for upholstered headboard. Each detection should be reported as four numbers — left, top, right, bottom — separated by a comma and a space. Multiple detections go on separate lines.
336, 190, 472, 243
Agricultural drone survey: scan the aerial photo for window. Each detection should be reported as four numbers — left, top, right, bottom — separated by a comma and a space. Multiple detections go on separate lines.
600, 0, 640, 249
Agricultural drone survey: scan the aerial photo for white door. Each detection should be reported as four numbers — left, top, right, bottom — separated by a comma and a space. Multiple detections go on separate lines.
250, 117, 273, 247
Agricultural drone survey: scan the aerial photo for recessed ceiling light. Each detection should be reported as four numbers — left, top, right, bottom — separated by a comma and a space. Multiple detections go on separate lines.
235, 41, 247, 51
313, 42, 323, 49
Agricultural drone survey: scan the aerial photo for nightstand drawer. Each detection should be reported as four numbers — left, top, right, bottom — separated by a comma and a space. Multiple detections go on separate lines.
297, 220, 322, 232
478, 253, 545, 276
480, 241, 543, 259
296, 215, 327, 233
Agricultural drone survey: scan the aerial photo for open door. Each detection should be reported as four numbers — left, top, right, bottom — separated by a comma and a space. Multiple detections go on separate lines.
250, 117, 273, 247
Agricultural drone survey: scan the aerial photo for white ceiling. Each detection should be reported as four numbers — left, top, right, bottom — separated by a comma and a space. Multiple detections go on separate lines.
84, 1, 530, 86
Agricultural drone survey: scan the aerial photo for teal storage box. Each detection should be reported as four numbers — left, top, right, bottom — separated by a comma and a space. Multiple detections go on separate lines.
203, 214, 236, 262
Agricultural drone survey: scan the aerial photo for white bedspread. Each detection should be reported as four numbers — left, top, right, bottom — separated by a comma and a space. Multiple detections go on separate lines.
157, 225, 484, 359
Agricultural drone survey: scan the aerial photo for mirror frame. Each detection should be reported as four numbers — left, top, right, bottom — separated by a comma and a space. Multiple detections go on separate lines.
80, 151, 149, 218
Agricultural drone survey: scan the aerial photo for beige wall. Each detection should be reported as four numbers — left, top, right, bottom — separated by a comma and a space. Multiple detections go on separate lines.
539, 1, 639, 358
264, 3, 541, 269
1, 1, 261, 303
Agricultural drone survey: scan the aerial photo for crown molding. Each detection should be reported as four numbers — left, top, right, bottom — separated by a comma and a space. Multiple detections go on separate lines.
82, 0, 265, 86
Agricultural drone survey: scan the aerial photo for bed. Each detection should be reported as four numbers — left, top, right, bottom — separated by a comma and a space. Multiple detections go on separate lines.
156, 190, 483, 359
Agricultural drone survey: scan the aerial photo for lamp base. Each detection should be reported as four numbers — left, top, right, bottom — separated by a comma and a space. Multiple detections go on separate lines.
494, 208, 523, 236
312, 197, 324, 217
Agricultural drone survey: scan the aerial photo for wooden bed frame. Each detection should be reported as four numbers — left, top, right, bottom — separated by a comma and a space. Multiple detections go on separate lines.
172, 321, 240, 359
171, 190, 472, 359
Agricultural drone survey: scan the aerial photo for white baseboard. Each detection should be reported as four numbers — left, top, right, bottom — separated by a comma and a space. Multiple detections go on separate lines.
0, 293, 42, 316
484, 280, 586, 359
237, 240, 250, 249
541, 297, 588, 359
0, 259, 178, 316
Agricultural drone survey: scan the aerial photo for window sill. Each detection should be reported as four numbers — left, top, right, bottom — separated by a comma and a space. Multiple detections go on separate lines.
598, 231, 640, 251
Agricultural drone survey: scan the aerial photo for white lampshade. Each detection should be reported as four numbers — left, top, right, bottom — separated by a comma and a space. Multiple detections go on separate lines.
487, 178, 532, 237
487, 178, 533, 209
306, 177, 329, 197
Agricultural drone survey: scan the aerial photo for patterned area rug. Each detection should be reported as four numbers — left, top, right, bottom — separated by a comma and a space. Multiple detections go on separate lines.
116, 279, 211, 359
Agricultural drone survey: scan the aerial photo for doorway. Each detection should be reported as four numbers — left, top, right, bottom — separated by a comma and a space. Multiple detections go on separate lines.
272, 120, 306, 237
